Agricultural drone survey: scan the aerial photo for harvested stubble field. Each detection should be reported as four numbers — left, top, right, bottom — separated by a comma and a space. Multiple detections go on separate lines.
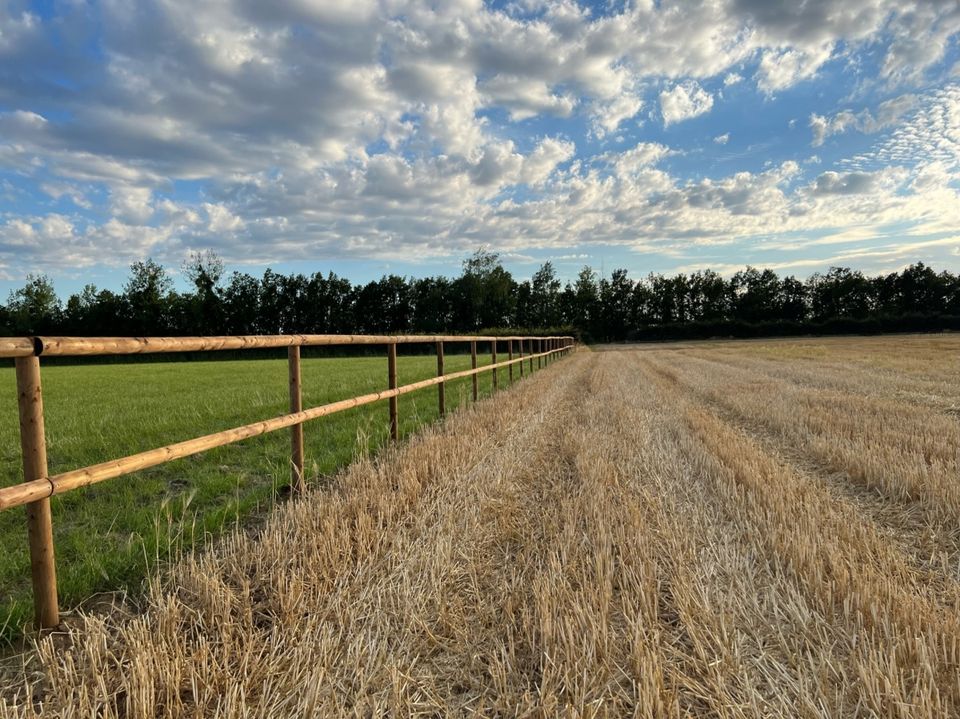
0, 352, 499, 643
3, 334, 960, 717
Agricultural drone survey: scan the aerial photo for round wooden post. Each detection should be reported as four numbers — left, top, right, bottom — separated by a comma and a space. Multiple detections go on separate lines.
388, 343, 398, 441
287, 346, 305, 493
436, 341, 445, 417
15, 356, 59, 629
508, 339, 514, 383
518, 338, 525, 377
491, 340, 498, 391
528, 339, 534, 373
470, 341, 478, 401
538, 339, 543, 369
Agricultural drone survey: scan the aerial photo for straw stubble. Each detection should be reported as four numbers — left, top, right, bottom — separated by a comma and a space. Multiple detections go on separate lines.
3, 336, 959, 717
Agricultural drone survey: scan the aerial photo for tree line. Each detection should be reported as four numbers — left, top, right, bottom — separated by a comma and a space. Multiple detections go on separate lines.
4, 250, 960, 342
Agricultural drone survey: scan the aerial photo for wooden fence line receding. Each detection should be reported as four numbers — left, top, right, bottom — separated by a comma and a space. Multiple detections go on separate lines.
28, 334, 562, 357
0, 334, 574, 629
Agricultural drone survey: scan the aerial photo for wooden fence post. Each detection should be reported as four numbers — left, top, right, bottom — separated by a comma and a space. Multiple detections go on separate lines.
288, 346, 305, 493
15, 356, 59, 629
491, 340, 498, 391
436, 341, 445, 417
519, 338, 524, 377
388, 343, 398, 442
538, 339, 543, 369
529, 339, 534, 373
470, 341, 478, 401
508, 339, 514, 383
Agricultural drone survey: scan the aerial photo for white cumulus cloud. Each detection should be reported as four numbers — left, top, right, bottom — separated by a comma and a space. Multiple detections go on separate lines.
660, 82, 714, 127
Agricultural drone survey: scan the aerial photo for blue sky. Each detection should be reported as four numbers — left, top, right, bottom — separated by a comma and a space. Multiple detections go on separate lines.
1, 0, 960, 298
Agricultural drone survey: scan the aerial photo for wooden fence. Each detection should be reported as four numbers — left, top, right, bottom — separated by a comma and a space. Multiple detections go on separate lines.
0, 334, 574, 629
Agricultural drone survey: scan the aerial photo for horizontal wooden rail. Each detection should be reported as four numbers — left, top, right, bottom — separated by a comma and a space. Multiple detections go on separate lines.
2, 334, 571, 358
0, 348, 566, 511
0, 338, 35, 358
0, 332, 574, 629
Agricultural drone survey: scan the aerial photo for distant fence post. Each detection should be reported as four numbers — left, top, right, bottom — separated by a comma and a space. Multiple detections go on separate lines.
470, 341, 478, 401
538, 338, 543, 369
436, 340, 445, 417
492, 340, 498, 391
15, 356, 59, 630
287, 346, 306, 493
388, 342, 398, 441
528, 339, 534, 373
518, 338, 524, 377
508, 339, 514, 382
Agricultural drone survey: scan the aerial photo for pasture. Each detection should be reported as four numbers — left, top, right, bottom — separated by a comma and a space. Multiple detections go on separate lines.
4, 334, 960, 716
0, 350, 500, 644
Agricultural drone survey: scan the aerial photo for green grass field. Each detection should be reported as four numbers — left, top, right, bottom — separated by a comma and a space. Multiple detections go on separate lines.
0, 349, 521, 644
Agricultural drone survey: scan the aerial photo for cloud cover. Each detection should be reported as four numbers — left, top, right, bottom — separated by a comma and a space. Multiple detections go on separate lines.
1, 0, 959, 282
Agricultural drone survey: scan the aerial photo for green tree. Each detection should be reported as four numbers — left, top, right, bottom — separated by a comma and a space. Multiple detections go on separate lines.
124, 259, 174, 333
222, 272, 261, 334
598, 269, 633, 341
530, 262, 562, 327
182, 250, 225, 334
410, 276, 453, 332
454, 249, 516, 330
730, 267, 781, 322
807, 267, 871, 321
7, 274, 61, 334
570, 266, 600, 332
